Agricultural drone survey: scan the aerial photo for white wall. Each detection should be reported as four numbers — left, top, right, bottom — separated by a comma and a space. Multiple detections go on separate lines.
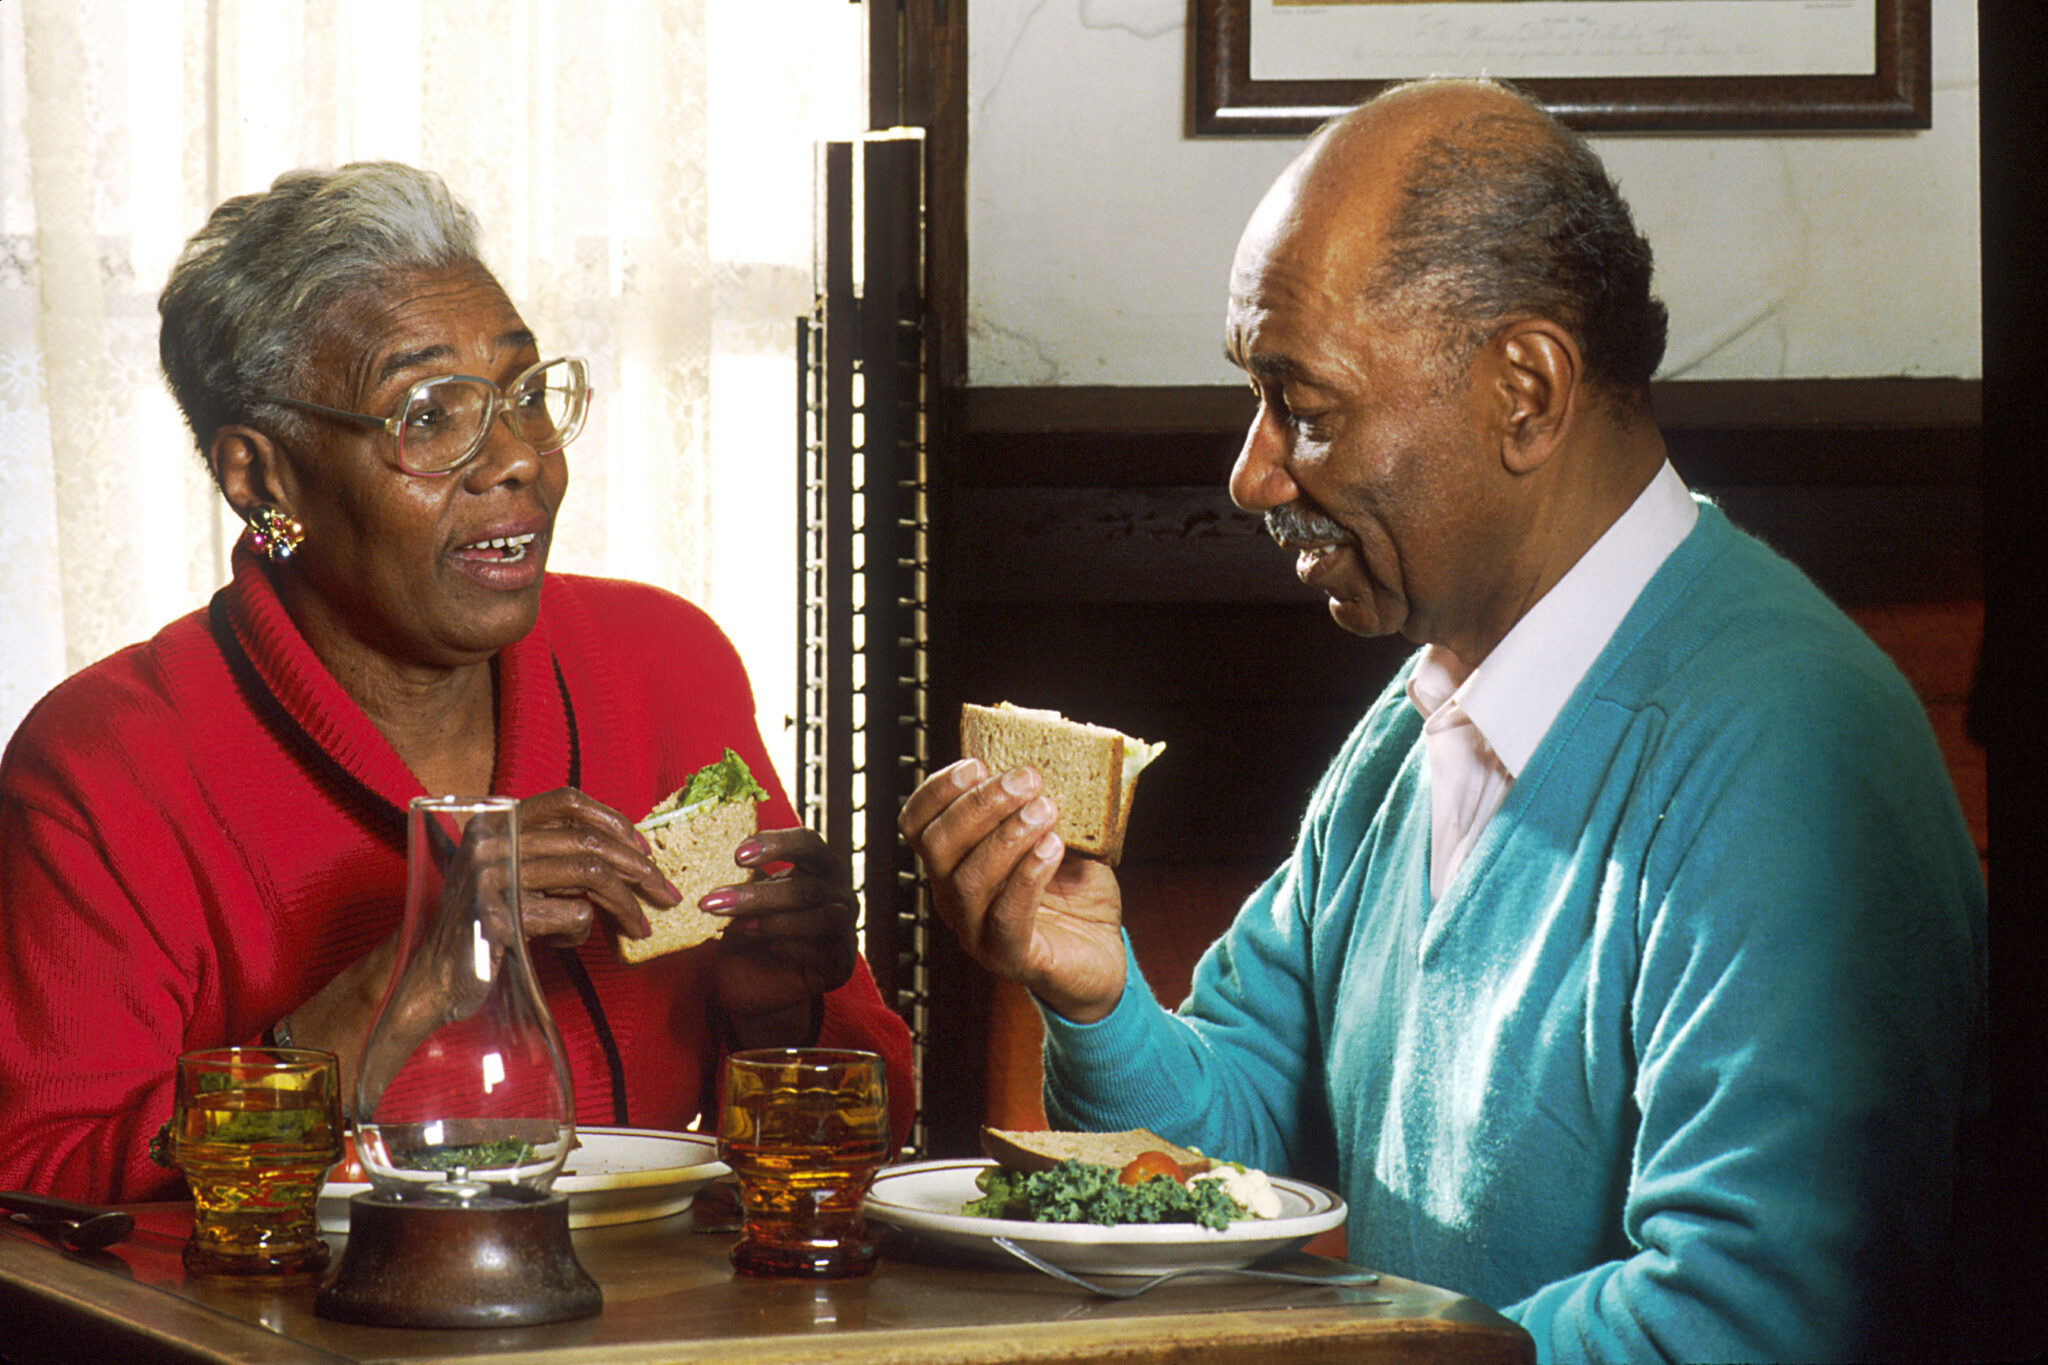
966, 0, 1980, 387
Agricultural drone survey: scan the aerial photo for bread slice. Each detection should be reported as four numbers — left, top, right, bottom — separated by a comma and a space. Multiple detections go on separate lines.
959, 703, 1163, 865
981, 1126, 1212, 1175
621, 797, 758, 964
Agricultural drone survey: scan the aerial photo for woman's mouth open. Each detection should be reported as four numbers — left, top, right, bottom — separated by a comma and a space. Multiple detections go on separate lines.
451, 531, 545, 589
456, 532, 537, 563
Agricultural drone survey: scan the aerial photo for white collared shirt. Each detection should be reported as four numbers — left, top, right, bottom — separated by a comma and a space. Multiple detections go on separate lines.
1407, 462, 1698, 897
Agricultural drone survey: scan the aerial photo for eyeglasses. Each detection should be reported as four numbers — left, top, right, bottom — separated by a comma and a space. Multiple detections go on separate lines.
257, 356, 590, 477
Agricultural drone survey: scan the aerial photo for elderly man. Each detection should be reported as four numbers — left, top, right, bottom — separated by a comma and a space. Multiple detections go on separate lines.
902, 80, 1984, 1363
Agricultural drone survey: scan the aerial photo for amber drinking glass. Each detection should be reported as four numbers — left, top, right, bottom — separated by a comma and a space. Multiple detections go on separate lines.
172, 1047, 344, 1276
718, 1048, 890, 1278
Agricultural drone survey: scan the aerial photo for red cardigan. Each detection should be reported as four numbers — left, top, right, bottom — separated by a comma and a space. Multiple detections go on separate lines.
0, 548, 914, 1201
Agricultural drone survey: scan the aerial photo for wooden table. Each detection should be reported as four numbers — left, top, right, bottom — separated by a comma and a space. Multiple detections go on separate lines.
0, 1200, 1533, 1365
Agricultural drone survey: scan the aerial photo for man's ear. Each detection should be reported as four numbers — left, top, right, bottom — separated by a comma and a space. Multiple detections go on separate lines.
209, 425, 294, 523
1486, 318, 1581, 475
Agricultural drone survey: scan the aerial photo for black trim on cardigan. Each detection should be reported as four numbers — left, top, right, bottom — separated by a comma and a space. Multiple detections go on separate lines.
548, 654, 631, 1127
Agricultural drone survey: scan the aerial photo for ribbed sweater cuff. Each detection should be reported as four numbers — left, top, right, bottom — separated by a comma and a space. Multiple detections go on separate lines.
1036, 934, 1176, 1124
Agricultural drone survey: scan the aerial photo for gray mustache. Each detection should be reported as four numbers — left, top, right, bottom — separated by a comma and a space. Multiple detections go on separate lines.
1265, 505, 1352, 546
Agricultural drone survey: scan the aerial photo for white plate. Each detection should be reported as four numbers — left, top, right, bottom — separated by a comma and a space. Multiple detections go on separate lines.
319, 1126, 726, 1232
861, 1158, 1346, 1276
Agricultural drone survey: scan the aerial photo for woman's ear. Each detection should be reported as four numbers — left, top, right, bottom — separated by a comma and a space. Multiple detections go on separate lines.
1487, 318, 1581, 475
209, 425, 293, 523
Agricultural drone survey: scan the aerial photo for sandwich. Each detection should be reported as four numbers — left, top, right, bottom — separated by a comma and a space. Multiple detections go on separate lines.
981, 1126, 1211, 1177
621, 748, 769, 964
959, 703, 1163, 865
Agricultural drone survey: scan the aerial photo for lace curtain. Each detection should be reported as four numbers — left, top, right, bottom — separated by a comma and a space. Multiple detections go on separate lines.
0, 0, 860, 779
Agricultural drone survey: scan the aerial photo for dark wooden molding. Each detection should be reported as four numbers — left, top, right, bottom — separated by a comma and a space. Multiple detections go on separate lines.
867, 0, 900, 131
901, 0, 968, 391
1650, 376, 1980, 431
945, 376, 1981, 438
940, 377, 1982, 489
930, 376, 1982, 610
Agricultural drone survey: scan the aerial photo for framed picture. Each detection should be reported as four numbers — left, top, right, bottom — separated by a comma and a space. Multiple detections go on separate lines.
1191, 0, 1931, 134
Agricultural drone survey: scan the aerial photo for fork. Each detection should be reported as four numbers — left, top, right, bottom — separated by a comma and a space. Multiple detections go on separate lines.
992, 1235, 1388, 1300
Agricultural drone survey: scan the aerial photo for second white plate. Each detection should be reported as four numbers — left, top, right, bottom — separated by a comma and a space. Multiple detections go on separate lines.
862, 1158, 1346, 1276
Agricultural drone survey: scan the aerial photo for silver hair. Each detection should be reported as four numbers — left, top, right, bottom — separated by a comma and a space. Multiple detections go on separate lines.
157, 162, 484, 458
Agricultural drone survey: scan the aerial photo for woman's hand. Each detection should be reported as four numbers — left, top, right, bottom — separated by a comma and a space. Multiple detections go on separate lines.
899, 759, 1127, 1023
510, 787, 681, 949
703, 827, 861, 1051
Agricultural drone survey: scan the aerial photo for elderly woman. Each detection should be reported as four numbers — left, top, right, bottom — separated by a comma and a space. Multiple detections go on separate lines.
0, 163, 913, 1202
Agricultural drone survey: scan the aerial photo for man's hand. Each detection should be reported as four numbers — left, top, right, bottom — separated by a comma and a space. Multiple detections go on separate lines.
899, 759, 1126, 1023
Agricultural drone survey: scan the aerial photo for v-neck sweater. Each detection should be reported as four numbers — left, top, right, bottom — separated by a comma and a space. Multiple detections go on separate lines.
1039, 501, 1986, 1364
0, 547, 912, 1201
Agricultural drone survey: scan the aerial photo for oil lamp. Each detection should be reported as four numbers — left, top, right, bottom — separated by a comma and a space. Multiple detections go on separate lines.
316, 796, 601, 1328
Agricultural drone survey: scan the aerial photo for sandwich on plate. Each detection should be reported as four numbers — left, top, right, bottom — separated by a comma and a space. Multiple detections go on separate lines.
959, 703, 1163, 865
622, 748, 768, 963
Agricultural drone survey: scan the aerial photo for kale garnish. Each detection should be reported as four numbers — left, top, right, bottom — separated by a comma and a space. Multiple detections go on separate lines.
963, 1159, 1245, 1232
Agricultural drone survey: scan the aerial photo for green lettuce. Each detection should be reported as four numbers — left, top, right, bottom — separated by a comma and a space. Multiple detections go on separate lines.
652, 748, 768, 817
963, 1159, 1246, 1232
681, 748, 768, 806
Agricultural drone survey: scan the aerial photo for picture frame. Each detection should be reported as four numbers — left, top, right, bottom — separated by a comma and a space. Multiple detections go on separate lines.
1191, 0, 1931, 135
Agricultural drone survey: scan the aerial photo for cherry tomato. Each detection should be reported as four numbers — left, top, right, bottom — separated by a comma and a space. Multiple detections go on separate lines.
1118, 1150, 1184, 1185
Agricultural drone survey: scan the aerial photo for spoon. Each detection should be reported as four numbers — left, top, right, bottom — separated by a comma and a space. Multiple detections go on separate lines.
0, 1190, 136, 1251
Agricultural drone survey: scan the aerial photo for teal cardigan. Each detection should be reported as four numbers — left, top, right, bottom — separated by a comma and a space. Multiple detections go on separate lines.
1041, 502, 1986, 1364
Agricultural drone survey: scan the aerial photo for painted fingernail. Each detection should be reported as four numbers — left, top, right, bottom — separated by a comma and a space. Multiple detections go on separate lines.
1003, 767, 1040, 797
734, 839, 763, 865
699, 888, 739, 912
631, 829, 652, 854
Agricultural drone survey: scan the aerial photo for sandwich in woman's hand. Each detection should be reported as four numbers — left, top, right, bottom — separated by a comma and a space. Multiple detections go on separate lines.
622, 748, 769, 963
959, 703, 1163, 865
